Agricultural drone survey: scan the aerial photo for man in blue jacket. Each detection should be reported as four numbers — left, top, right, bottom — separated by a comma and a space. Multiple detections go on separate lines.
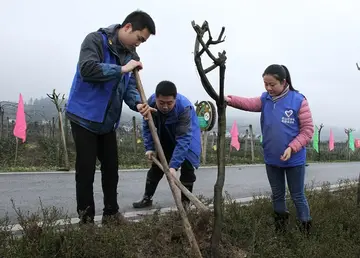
132, 80, 202, 210
66, 10, 156, 225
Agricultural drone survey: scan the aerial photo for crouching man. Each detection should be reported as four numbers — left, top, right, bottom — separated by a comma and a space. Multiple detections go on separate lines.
133, 80, 202, 209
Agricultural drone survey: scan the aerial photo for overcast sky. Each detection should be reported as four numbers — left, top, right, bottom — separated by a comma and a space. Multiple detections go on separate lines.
1, 0, 360, 130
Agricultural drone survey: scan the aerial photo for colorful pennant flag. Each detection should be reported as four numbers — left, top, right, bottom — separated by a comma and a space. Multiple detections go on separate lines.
329, 128, 334, 151
312, 125, 319, 153
13, 93, 27, 143
229, 120, 240, 151
349, 131, 355, 151
355, 139, 360, 149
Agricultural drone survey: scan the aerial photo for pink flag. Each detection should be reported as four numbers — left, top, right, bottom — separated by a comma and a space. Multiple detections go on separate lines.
13, 93, 27, 143
329, 128, 334, 151
230, 120, 240, 151
355, 139, 360, 149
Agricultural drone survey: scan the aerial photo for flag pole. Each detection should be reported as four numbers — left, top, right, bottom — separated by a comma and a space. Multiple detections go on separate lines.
14, 137, 18, 166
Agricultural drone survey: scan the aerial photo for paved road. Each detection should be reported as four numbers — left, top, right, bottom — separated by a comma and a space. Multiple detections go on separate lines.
1, 162, 359, 223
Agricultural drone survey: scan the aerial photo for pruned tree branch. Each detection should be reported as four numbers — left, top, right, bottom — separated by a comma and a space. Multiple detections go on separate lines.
356, 63, 360, 71
204, 64, 218, 74
47, 89, 66, 113
345, 128, 355, 134
192, 20, 227, 102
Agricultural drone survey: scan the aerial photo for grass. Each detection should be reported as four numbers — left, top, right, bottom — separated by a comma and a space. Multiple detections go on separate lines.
0, 166, 60, 172
1, 180, 360, 257
1, 160, 359, 173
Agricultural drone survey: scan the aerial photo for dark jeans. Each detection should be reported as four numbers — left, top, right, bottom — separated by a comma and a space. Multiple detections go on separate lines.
144, 158, 196, 201
70, 122, 119, 221
265, 164, 311, 222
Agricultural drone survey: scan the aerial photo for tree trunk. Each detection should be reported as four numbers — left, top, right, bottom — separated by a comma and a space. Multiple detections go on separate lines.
211, 64, 226, 258
0, 108, 3, 140
202, 131, 208, 164
318, 127, 322, 161
357, 172, 360, 207
58, 111, 70, 171
249, 124, 255, 163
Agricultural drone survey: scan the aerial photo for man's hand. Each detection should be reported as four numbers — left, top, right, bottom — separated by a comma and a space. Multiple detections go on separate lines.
137, 103, 156, 120
169, 168, 177, 177
121, 60, 143, 73
145, 150, 155, 160
280, 147, 292, 161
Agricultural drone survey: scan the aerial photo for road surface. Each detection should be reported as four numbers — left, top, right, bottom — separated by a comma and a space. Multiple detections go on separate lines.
1, 162, 359, 223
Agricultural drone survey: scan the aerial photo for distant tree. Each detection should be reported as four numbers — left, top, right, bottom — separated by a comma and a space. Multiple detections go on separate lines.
317, 123, 324, 160
47, 89, 69, 171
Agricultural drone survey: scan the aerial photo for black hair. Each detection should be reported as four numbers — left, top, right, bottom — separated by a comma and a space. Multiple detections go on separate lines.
122, 10, 156, 35
155, 80, 177, 98
262, 64, 297, 91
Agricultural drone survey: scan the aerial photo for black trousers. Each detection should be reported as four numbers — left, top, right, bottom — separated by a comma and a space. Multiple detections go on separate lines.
144, 157, 196, 201
70, 122, 119, 220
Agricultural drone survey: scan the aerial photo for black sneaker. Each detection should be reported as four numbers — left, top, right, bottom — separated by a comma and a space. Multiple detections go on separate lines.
132, 196, 153, 208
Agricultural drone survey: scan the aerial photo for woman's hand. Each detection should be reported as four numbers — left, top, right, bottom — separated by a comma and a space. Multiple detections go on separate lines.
280, 147, 292, 161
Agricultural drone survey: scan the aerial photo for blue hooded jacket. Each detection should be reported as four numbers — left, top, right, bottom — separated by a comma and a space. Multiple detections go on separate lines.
143, 93, 202, 169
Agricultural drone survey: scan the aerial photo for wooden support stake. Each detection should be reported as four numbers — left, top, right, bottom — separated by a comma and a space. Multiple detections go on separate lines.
133, 70, 203, 258
132, 116, 137, 154
14, 137, 18, 166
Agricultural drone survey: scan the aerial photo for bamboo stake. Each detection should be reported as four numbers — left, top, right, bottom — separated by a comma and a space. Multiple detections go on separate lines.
133, 69, 203, 258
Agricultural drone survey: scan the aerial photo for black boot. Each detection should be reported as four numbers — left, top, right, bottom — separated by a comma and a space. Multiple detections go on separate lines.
181, 183, 193, 211
78, 209, 94, 226
132, 180, 158, 209
79, 215, 94, 226
297, 220, 312, 236
274, 211, 290, 233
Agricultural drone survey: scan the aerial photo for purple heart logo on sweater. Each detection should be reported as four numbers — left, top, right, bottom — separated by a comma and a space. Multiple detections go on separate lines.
285, 110, 293, 117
